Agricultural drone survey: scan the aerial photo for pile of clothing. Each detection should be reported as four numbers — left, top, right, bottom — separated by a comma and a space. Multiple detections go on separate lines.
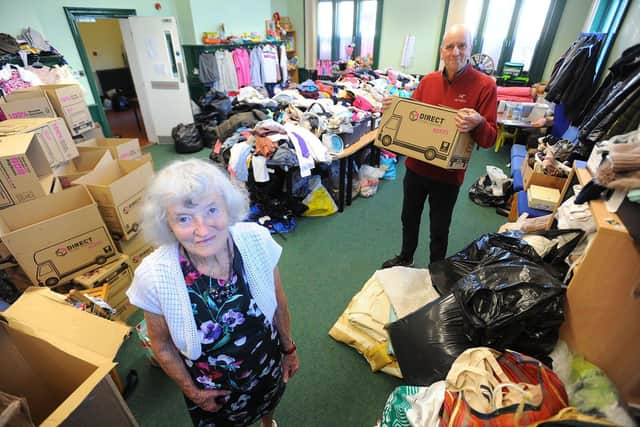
197, 71, 413, 220
529, 134, 575, 178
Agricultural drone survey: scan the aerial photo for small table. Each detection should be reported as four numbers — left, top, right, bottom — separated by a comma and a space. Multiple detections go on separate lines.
334, 129, 380, 212
495, 116, 535, 152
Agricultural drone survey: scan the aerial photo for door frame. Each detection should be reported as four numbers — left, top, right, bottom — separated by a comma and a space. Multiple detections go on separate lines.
64, 7, 137, 137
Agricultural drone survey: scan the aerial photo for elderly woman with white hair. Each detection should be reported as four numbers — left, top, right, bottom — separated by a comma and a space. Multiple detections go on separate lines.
127, 158, 299, 427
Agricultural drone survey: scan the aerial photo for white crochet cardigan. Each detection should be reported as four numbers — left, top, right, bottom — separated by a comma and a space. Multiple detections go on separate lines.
126, 222, 281, 360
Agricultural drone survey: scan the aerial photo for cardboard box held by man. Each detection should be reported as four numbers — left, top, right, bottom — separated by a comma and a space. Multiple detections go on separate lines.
375, 97, 474, 170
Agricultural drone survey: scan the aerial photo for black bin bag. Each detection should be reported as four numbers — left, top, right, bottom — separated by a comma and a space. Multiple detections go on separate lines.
515, 229, 585, 281
452, 259, 566, 362
430, 233, 543, 295
386, 293, 473, 386
468, 174, 513, 208
172, 123, 203, 154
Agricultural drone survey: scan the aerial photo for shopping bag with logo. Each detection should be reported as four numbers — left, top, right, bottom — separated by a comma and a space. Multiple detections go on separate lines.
441, 347, 568, 427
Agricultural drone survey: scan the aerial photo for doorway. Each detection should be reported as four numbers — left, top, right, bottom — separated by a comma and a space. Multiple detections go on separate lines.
64, 7, 151, 146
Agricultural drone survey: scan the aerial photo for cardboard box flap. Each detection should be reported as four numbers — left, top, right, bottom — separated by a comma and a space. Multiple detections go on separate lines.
0, 185, 94, 232
77, 138, 142, 160
0, 321, 117, 426
0, 117, 54, 135
5, 86, 48, 101
73, 147, 114, 171
4, 287, 130, 361
43, 364, 116, 427
0, 132, 35, 155
73, 159, 153, 206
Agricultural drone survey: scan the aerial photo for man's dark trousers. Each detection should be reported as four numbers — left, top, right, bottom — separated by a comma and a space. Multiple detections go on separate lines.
400, 167, 460, 264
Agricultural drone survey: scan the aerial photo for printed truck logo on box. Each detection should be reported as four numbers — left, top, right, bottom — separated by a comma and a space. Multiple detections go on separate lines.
33, 227, 116, 287
375, 97, 473, 170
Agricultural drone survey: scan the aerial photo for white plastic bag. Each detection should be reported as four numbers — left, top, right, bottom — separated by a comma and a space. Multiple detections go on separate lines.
358, 164, 385, 197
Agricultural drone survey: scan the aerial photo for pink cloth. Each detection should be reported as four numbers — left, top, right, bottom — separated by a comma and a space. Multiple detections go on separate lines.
497, 86, 534, 103
0, 69, 32, 95
353, 95, 375, 112
232, 48, 251, 88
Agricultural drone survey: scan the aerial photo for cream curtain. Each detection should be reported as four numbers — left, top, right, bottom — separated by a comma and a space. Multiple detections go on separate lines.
304, 0, 318, 70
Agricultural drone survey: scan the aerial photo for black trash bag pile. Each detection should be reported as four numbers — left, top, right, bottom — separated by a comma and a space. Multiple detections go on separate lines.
430, 230, 584, 295
193, 112, 219, 148
468, 173, 514, 208
453, 259, 565, 360
172, 123, 203, 153
430, 233, 542, 295
386, 293, 472, 386
387, 232, 570, 386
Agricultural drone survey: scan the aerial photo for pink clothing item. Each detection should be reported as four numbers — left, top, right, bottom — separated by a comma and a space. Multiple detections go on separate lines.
232, 48, 251, 88
496, 86, 534, 103
353, 95, 375, 112
0, 69, 32, 95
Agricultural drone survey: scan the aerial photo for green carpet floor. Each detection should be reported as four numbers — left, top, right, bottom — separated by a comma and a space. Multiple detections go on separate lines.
115, 143, 510, 426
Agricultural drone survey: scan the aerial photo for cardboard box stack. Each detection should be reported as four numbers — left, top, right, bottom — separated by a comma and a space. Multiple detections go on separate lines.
375, 97, 474, 170
73, 158, 153, 241
74, 122, 105, 141
0, 117, 78, 168
1, 287, 138, 426
0, 185, 117, 288
0, 102, 151, 325
0, 85, 93, 136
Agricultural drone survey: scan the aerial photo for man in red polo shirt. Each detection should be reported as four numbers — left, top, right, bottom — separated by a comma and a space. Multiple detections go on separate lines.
382, 24, 497, 268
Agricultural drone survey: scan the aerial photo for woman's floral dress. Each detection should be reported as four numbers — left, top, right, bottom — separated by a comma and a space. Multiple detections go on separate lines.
180, 244, 285, 427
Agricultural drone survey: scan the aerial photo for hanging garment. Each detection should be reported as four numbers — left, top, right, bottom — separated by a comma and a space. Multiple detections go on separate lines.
279, 44, 288, 83
215, 50, 238, 92
261, 44, 279, 84
198, 52, 219, 85
545, 33, 605, 122
250, 46, 265, 87
232, 48, 251, 88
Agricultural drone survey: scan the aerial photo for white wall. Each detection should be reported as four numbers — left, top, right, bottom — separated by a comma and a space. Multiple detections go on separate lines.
378, 1, 447, 74
189, 0, 271, 39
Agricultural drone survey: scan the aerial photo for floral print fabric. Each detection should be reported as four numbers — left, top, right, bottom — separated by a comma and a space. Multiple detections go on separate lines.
180, 245, 284, 427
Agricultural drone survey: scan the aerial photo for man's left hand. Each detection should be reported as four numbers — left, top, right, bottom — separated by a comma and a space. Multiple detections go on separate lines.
455, 108, 483, 133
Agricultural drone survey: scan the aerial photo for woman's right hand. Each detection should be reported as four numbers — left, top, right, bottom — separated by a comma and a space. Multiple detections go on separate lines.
189, 388, 232, 412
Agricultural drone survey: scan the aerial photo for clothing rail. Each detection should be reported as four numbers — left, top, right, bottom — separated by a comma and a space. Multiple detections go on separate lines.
183, 40, 285, 54
183, 41, 287, 99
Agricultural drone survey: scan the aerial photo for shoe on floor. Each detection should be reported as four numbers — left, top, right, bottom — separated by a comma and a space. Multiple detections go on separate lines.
381, 255, 414, 269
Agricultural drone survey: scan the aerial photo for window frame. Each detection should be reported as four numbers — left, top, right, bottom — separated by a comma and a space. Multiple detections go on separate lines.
317, 0, 384, 69
588, 0, 631, 82
439, 0, 566, 82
